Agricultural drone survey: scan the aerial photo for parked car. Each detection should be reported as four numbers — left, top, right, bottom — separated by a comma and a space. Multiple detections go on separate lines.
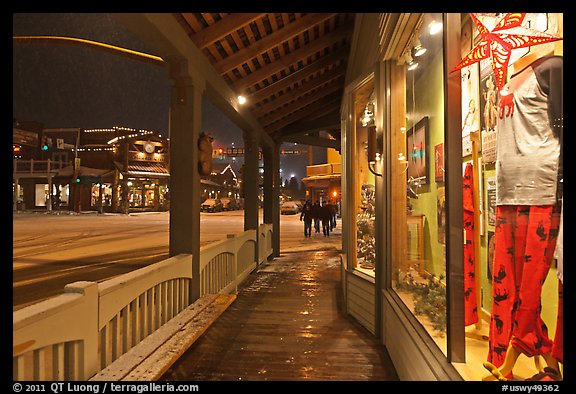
220, 197, 239, 211
201, 198, 223, 212
280, 201, 301, 215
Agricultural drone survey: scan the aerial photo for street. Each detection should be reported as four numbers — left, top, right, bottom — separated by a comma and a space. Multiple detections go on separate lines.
13, 210, 341, 310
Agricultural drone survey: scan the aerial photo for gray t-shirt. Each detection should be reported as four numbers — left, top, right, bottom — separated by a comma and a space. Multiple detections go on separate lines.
495, 56, 563, 206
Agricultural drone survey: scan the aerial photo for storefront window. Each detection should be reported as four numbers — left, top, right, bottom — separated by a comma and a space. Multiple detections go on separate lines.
128, 181, 143, 208
391, 13, 447, 354
458, 13, 564, 380
351, 77, 376, 276
35, 184, 49, 207
144, 183, 157, 207
159, 185, 169, 210
91, 183, 113, 207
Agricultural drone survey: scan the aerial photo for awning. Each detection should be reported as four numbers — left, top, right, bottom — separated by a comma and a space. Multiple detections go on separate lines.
113, 161, 170, 178
56, 165, 112, 178
126, 163, 170, 178
201, 179, 222, 187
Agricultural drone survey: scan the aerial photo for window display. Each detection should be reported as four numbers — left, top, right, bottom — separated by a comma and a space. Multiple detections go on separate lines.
454, 13, 563, 381
351, 78, 376, 276
341, 11, 563, 381
391, 12, 447, 352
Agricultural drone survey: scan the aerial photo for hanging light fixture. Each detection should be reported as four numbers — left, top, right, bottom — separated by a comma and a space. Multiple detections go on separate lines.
405, 52, 419, 71
360, 97, 382, 177
360, 102, 374, 127
413, 37, 427, 57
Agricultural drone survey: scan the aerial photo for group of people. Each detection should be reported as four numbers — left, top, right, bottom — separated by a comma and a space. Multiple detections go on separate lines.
300, 200, 337, 237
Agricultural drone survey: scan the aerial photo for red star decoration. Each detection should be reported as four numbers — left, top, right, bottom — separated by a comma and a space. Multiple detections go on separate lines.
452, 13, 562, 91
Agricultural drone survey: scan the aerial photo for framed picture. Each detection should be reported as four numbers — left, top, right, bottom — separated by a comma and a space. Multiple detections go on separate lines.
480, 64, 499, 134
434, 143, 444, 183
406, 116, 429, 185
437, 186, 446, 244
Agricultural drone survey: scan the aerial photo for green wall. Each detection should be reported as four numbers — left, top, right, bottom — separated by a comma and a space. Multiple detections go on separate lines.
409, 49, 445, 279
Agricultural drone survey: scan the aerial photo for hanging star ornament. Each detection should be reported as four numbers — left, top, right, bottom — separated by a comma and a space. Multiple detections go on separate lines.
452, 13, 562, 91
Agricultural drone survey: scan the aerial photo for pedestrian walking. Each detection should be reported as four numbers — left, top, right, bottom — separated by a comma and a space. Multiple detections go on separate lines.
325, 201, 336, 231
300, 201, 314, 237
312, 201, 321, 234
331, 200, 338, 229
321, 202, 332, 236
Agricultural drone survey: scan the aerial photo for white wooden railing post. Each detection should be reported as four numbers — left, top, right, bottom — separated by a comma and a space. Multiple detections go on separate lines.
227, 234, 238, 293
63, 281, 99, 380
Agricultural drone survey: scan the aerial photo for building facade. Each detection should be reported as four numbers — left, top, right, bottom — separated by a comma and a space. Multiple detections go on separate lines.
340, 13, 563, 381
13, 124, 244, 214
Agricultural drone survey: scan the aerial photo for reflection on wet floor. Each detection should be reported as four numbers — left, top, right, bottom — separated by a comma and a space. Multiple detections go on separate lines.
160, 246, 399, 381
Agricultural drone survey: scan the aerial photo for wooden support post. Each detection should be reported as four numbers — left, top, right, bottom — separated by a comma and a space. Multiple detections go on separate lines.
470, 130, 483, 330
168, 61, 204, 303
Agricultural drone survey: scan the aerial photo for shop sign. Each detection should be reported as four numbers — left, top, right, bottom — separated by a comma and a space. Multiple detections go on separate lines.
13, 128, 38, 147
130, 152, 165, 162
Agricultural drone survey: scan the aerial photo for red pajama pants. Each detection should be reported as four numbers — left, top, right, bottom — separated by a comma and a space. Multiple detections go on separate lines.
488, 204, 561, 367
463, 163, 478, 326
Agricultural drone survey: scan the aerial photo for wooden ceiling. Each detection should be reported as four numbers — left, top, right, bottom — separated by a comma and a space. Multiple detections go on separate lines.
174, 13, 355, 145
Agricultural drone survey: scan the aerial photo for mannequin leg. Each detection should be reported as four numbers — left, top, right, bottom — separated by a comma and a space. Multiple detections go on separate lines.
542, 352, 560, 377
484, 343, 521, 380
484, 346, 562, 380
534, 355, 544, 373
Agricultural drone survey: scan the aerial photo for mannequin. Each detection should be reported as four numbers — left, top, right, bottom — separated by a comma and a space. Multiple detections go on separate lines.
484, 52, 563, 380
508, 51, 544, 76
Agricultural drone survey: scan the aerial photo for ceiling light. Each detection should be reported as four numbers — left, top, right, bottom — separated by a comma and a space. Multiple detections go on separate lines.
429, 20, 443, 35
404, 52, 419, 71
360, 103, 374, 127
237, 95, 247, 105
413, 38, 427, 57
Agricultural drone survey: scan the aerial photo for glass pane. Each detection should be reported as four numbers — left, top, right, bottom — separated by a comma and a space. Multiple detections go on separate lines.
351, 78, 376, 276
462, 13, 564, 380
391, 13, 447, 354
35, 184, 48, 207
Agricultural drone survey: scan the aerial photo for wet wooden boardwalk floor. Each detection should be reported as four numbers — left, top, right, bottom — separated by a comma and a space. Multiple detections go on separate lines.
160, 246, 399, 381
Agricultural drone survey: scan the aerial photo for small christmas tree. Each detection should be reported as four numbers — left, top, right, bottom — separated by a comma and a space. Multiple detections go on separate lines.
396, 272, 447, 335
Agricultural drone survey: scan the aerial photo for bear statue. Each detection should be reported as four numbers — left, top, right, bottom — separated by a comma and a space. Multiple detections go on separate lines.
198, 132, 214, 175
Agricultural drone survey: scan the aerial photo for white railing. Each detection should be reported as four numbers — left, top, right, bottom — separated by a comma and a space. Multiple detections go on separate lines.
13, 159, 70, 176
97, 256, 193, 371
199, 230, 257, 296
259, 223, 273, 264
305, 163, 342, 177
13, 225, 275, 381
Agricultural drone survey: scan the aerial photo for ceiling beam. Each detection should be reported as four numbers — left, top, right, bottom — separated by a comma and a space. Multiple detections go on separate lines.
187, 13, 266, 50
275, 113, 340, 137
266, 92, 342, 134
281, 134, 340, 150
113, 13, 274, 149
230, 23, 353, 93
258, 81, 343, 127
214, 13, 337, 75
246, 48, 348, 104
251, 68, 345, 117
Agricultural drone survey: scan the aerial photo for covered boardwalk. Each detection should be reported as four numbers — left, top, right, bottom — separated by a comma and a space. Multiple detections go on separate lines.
161, 235, 398, 381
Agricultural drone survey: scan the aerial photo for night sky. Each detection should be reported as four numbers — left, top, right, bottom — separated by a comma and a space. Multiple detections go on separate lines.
12, 13, 314, 181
